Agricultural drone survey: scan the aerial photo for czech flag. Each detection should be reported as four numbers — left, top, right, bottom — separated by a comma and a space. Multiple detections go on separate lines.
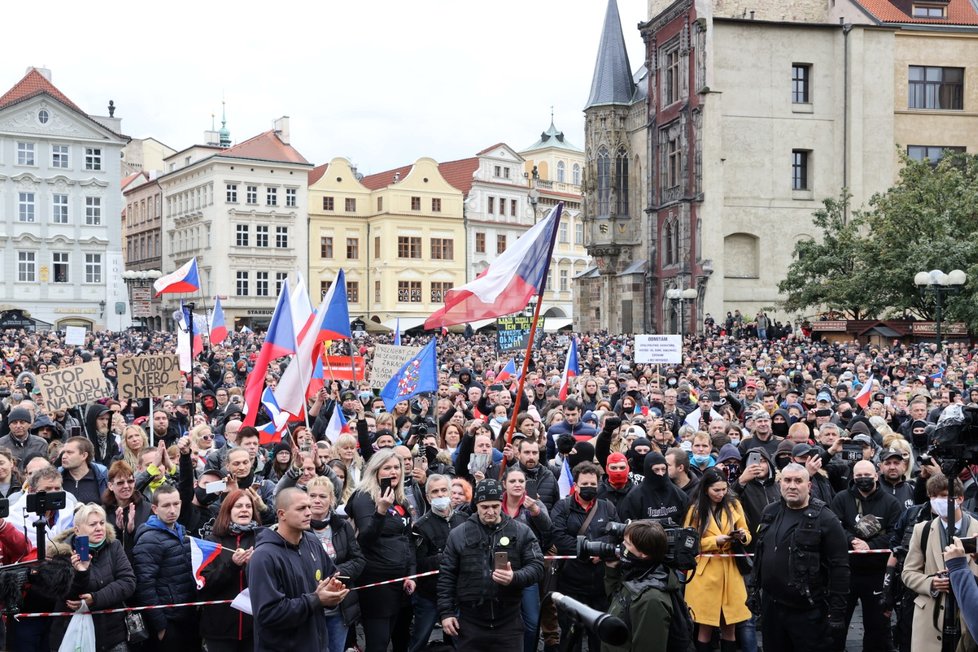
275, 282, 337, 418
190, 536, 223, 589
259, 387, 290, 445
557, 458, 574, 499
496, 359, 517, 384
315, 269, 352, 345
154, 257, 200, 296
209, 297, 228, 346
176, 302, 204, 373
558, 338, 579, 401
322, 406, 351, 444
242, 281, 296, 426
380, 339, 438, 411
424, 204, 562, 328
854, 375, 875, 410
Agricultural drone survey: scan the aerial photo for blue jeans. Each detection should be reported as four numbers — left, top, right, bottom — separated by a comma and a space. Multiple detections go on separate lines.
736, 614, 758, 652
408, 594, 440, 652
325, 613, 348, 652
521, 583, 541, 652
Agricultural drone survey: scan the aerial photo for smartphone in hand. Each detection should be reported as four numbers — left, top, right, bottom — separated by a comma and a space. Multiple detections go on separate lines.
494, 551, 509, 571
380, 477, 393, 493
73, 535, 90, 562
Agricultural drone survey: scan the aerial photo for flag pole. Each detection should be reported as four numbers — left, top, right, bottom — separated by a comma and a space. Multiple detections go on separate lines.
498, 297, 545, 479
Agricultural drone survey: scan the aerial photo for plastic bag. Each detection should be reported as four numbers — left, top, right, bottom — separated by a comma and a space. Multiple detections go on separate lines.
58, 603, 96, 652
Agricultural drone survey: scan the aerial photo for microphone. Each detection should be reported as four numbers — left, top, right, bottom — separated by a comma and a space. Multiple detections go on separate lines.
551, 591, 629, 646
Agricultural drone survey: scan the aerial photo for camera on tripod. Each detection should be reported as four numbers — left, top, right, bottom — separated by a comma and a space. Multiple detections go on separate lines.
575, 519, 700, 571
25, 490, 66, 514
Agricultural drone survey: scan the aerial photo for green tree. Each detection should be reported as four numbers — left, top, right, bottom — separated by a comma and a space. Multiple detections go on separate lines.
778, 191, 873, 319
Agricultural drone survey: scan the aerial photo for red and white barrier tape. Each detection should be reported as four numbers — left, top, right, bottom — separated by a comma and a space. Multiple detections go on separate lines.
699, 548, 891, 558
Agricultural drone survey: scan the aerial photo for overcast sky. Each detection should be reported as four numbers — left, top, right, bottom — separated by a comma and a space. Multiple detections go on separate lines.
2, 0, 647, 174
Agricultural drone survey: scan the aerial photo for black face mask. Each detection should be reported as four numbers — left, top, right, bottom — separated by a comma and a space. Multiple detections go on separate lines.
772, 422, 789, 437
619, 548, 655, 573
775, 456, 791, 471
195, 487, 219, 507
577, 486, 598, 502
853, 477, 875, 493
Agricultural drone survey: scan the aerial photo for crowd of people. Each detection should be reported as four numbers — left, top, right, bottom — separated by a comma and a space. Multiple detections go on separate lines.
0, 323, 976, 651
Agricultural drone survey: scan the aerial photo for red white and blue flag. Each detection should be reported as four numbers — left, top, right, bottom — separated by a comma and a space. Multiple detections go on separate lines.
496, 358, 518, 384
557, 459, 574, 499
154, 257, 200, 296
315, 270, 352, 345
322, 405, 351, 444
558, 338, 579, 401
209, 297, 228, 346
258, 387, 290, 445
190, 536, 223, 589
424, 203, 563, 328
380, 339, 438, 411
243, 281, 297, 426
854, 375, 875, 410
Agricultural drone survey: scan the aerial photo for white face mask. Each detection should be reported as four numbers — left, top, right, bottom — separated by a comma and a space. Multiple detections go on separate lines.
431, 496, 451, 512
931, 497, 952, 520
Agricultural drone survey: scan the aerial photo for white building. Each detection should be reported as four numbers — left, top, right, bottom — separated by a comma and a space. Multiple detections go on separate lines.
0, 67, 130, 331
157, 117, 311, 330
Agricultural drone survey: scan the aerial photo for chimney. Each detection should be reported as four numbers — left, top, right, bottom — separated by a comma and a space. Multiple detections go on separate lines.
204, 130, 220, 146
274, 116, 290, 145
29, 66, 52, 81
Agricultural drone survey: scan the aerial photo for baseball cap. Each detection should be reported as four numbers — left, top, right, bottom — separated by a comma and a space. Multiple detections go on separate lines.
752, 410, 771, 422
474, 479, 503, 504
791, 443, 815, 458
880, 448, 905, 461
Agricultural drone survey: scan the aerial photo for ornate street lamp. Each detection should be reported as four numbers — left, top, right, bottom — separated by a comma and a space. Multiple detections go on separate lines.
913, 268, 967, 352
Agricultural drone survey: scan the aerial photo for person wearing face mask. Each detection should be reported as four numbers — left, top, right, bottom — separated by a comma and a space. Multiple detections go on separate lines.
770, 409, 791, 440
901, 474, 978, 652
618, 452, 690, 523
598, 452, 635, 508
829, 460, 903, 652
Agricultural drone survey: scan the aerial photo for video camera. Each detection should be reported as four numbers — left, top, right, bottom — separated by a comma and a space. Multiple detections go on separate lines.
928, 404, 978, 464
25, 490, 66, 514
575, 519, 700, 571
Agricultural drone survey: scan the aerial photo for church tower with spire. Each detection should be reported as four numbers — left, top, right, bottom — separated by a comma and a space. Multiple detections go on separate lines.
577, 0, 649, 334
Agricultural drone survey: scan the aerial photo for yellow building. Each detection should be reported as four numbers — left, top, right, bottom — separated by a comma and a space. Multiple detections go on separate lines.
307, 157, 467, 329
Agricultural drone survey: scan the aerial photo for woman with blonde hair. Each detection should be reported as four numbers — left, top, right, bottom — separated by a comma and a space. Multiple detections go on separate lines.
189, 424, 216, 472
333, 433, 364, 486
345, 449, 416, 652
117, 424, 148, 470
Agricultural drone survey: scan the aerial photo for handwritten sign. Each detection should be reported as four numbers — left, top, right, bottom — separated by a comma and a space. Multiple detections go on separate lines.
64, 326, 86, 346
496, 315, 546, 351
634, 335, 683, 364
369, 345, 422, 388
37, 362, 110, 412
117, 354, 182, 400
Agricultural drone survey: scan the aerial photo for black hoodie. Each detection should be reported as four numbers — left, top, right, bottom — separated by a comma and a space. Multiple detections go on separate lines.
732, 447, 780, 549
84, 403, 121, 467
617, 452, 689, 523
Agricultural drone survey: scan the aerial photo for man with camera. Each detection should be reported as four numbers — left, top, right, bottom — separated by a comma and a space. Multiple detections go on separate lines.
749, 463, 849, 652
8, 466, 76, 548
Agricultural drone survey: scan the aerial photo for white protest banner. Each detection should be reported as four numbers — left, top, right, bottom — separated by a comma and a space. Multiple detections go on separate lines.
369, 344, 422, 389
36, 362, 110, 412
117, 354, 182, 401
634, 335, 683, 364
64, 326, 86, 346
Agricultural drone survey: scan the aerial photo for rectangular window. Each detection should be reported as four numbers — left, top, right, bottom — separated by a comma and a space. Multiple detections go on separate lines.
85, 147, 102, 171
266, 187, 277, 206
496, 234, 507, 254
510, 199, 517, 217
275, 272, 288, 295
488, 197, 495, 214
276, 226, 288, 248
377, 196, 384, 211
256, 271, 269, 296
285, 188, 297, 207
913, 3, 946, 17
17, 142, 35, 166
907, 145, 966, 163
559, 222, 569, 243
667, 137, 681, 188
432, 198, 442, 212
475, 232, 486, 253
52, 193, 68, 224
431, 282, 453, 303
236, 224, 249, 247
51, 144, 69, 168
374, 280, 381, 302
18, 192, 35, 222
347, 281, 359, 303
397, 236, 422, 259
792, 150, 810, 190
431, 238, 454, 260
255, 225, 269, 247
323, 196, 334, 211
320, 280, 332, 297
85, 253, 102, 283
575, 222, 584, 245
411, 196, 421, 210
236, 271, 249, 296
792, 64, 811, 103
374, 237, 381, 258
346, 237, 359, 259
53, 252, 69, 283
494, 165, 501, 177
398, 280, 422, 303
320, 236, 333, 258
226, 184, 238, 203
560, 269, 569, 292
665, 47, 681, 105
18, 252, 36, 282
246, 186, 258, 204
909, 66, 964, 110
345, 198, 356, 212
503, 167, 511, 179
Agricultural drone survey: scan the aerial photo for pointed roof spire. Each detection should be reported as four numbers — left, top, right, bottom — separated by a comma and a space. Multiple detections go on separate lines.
521, 112, 582, 152
219, 100, 231, 148
584, 0, 635, 109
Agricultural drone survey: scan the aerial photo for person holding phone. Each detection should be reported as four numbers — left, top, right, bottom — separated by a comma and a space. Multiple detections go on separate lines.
50, 503, 136, 652
345, 449, 416, 652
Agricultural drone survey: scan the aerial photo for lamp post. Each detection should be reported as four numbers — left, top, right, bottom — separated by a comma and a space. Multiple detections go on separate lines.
121, 269, 163, 330
913, 268, 967, 352
666, 287, 698, 337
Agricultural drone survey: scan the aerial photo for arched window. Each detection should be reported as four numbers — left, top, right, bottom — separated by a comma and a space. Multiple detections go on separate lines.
557, 161, 565, 183
596, 148, 610, 217
572, 163, 581, 185
615, 148, 629, 217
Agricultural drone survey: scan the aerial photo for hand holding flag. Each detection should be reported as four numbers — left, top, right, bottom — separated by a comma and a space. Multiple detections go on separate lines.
380, 340, 438, 411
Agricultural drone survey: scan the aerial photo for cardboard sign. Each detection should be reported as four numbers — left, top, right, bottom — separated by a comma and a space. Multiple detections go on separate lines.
634, 335, 683, 364
64, 326, 86, 346
369, 344, 422, 388
37, 362, 110, 412
117, 354, 182, 400
496, 315, 546, 351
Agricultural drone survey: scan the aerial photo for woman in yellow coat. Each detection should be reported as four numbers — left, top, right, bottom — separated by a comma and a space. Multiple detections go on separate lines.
683, 467, 752, 652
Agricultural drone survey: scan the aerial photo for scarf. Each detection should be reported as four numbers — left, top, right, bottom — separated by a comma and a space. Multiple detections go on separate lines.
229, 520, 259, 535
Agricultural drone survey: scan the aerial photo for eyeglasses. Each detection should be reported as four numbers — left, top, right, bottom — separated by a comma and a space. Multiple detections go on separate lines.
200, 435, 214, 441
113, 479, 135, 486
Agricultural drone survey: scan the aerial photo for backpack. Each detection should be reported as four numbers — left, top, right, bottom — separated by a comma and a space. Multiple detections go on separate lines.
619, 571, 694, 652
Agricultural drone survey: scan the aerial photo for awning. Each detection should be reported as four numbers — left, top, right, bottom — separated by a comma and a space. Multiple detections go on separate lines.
862, 325, 901, 338
470, 319, 496, 331
381, 317, 427, 331
543, 318, 573, 332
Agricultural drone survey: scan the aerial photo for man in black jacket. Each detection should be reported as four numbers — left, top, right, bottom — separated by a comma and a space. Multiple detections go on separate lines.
830, 460, 903, 652
84, 403, 120, 467
516, 438, 559, 511
617, 451, 689, 523
438, 479, 544, 652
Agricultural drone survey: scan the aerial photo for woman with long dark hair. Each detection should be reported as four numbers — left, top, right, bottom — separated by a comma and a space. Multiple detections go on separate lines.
683, 467, 752, 652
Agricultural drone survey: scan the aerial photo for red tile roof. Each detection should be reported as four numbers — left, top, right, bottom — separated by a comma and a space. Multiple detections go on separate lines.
360, 164, 414, 191
360, 157, 480, 195
308, 163, 329, 185
120, 171, 145, 191
855, 0, 978, 24
476, 142, 509, 156
0, 67, 83, 112
219, 130, 309, 165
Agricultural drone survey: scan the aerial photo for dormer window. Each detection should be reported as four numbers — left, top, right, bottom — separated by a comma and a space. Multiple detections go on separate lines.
913, 3, 947, 18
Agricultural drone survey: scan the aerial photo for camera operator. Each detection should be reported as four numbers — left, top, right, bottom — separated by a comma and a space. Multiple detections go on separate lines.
749, 463, 849, 652
8, 467, 77, 547
603, 520, 678, 652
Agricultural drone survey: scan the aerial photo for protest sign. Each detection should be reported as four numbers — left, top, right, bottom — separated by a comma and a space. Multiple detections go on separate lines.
634, 335, 683, 364
64, 326, 86, 346
117, 354, 182, 401
496, 315, 546, 351
369, 345, 422, 388
322, 356, 366, 382
36, 362, 110, 412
